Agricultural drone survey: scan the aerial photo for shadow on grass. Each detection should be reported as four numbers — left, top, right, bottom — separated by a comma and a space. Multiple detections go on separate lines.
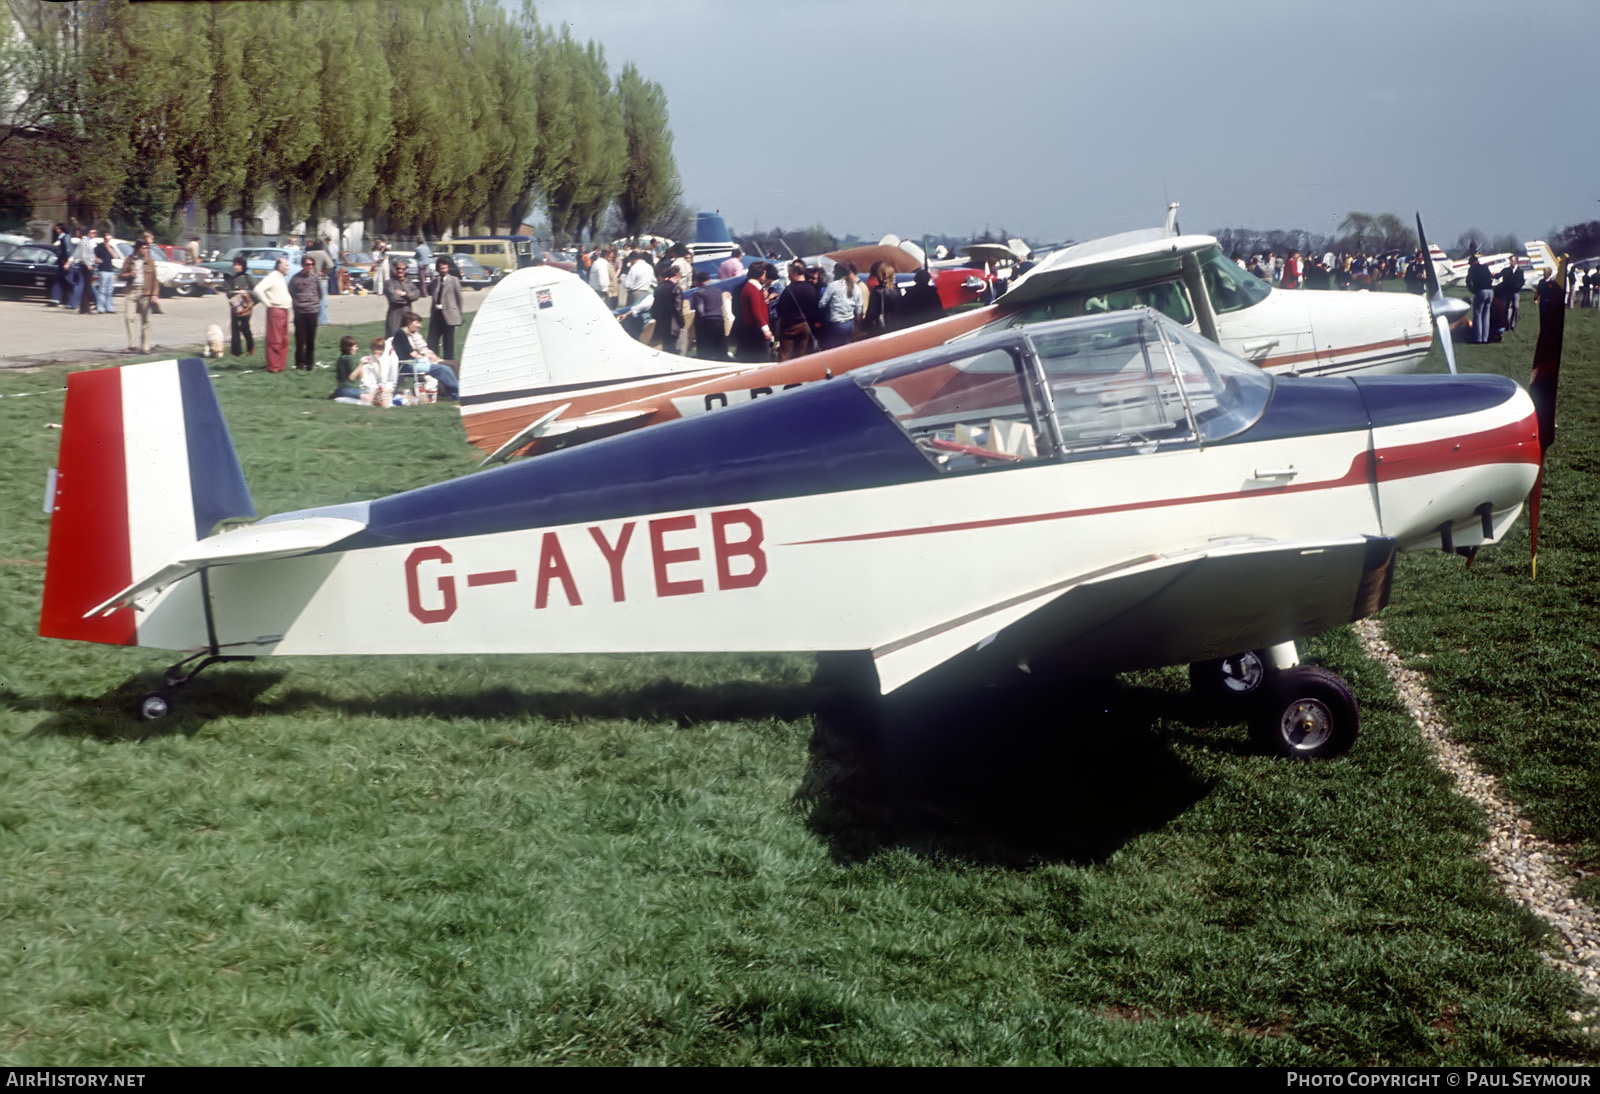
13, 668, 288, 742
267, 676, 823, 725
11, 670, 816, 740
14, 659, 1217, 865
798, 665, 1213, 867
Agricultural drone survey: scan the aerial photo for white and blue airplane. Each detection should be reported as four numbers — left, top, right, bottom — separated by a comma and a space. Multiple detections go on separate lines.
40, 308, 1550, 758
459, 211, 1470, 461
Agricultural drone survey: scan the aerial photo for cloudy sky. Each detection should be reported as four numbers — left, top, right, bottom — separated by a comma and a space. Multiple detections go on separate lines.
528, 0, 1597, 248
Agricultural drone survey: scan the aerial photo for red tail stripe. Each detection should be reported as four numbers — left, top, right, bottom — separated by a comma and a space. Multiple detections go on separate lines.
38, 370, 137, 645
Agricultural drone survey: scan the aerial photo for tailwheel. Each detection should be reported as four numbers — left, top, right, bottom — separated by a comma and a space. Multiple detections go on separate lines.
137, 692, 172, 721
1189, 649, 1271, 707
131, 650, 255, 721
1249, 666, 1359, 760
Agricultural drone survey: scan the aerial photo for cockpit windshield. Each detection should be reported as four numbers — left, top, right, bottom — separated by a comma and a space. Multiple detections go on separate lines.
856, 310, 1272, 469
995, 278, 1195, 328
1199, 245, 1271, 313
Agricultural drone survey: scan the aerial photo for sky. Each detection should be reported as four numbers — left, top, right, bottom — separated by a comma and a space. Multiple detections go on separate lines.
527, 0, 1598, 249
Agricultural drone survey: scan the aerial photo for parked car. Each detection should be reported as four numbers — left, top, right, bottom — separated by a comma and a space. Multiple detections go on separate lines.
0, 242, 58, 294
450, 253, 499, 290
434, 235, 537, 278
112, 240, 216, 296
201, 246, 302, 280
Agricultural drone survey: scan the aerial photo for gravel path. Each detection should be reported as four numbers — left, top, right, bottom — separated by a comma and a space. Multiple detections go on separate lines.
1356, 618, 1600, 1023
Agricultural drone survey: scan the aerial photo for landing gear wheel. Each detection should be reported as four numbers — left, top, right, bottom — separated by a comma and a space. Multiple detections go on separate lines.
1189, 649, 1271, 707
137, 692, 172, 721
1249, 666, 1358, 760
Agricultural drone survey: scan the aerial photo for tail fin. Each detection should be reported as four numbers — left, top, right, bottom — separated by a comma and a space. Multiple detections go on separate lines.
1524, 240, 1557, 278
691, 211, 735, 264
39, 358, 254, 647
457, 266, 708, 453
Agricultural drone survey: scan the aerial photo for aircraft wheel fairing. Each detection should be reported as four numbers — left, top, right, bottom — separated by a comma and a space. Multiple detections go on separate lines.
1189, 649, 1271, 707
137, 692, 172, 721
1249, 666, 1358, 760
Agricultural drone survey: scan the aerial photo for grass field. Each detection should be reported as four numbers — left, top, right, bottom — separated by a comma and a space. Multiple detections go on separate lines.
1, 306, 1597, 1065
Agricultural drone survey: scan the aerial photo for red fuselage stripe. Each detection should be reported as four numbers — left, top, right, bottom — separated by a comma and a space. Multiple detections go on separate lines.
783, 413, 1539, 547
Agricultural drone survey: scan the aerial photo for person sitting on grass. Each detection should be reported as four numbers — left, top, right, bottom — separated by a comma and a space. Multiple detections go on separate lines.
387, 310, 459, 400
331, 335, 363, 403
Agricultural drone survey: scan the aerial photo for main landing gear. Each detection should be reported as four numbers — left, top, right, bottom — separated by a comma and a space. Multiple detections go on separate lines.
1189, 642, 1359, 759
137, 651, 255, 721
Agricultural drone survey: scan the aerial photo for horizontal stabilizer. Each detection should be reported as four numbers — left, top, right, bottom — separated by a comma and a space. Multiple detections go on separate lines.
86, 516, 366, 617
538, 407, 658, 440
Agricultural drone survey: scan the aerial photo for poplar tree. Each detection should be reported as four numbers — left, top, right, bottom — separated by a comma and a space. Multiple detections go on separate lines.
469, 0, 538, 233
236, 1, 320, 233
614, 62, 680, 240
299, 0, 393, 240
191, 2, 253, 232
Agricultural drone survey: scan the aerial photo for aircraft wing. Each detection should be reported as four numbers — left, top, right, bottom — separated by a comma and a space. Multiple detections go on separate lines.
1001, 231, 1217, 307
822, 244, 924, 274
86, 516, 368, 617
871, 534, 1395, 693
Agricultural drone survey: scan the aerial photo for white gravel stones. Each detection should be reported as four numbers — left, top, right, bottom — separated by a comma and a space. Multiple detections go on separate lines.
1356, 618, 1600, 1018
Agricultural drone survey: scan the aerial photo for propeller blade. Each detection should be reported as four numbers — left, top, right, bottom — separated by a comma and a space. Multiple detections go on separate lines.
1434, 314, 1458, 375
1418, 213, 1459, 373
1528, 254, 1567, 454
1415, 212, 1444, 301
1525, 254, 1567, 577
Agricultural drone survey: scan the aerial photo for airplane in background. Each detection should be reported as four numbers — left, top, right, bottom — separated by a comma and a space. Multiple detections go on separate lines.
811, 240, 990, 311
458, 209, 1466, 461
1426, 241, 1555, 289
1522, 241, 1561, 286
39, 307, 1555, 760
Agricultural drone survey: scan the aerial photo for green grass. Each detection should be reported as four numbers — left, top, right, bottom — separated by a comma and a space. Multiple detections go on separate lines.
1377, 302, 1600, 874
0, 305, 1597, 1064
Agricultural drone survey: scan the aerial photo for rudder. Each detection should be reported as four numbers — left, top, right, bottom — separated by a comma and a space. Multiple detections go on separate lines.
40, 359, 254, 646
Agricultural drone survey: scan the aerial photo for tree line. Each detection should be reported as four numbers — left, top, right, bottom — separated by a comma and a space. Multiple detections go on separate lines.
0, 0, 682, 243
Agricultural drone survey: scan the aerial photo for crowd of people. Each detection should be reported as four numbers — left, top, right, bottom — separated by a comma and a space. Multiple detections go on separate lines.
31, 219, 1600, 405
214, 236, 461, 403
39, 222, 169, 353
1239, 248, 1417, 292
582, 244, 949, 363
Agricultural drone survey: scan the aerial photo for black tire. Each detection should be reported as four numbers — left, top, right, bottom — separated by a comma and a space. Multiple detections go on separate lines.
1189, 649, 1271, 707
137, 692, 171, 721
1248, 666, 1358, 759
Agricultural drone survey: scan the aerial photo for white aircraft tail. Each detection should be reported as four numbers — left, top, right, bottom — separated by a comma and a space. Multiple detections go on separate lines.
1524, 240, 1558, 278
458, 266, 707, 404
39, 358, 256, 649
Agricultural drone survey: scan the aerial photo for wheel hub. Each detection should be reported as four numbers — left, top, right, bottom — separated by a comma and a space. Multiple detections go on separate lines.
1221, 651, 1266, 694
1281, 698, 1333, 750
